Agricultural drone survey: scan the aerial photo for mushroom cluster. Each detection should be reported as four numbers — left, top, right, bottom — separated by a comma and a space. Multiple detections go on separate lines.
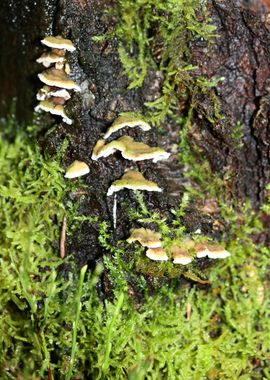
35, 35, 80, 125
127, 228, 231, 264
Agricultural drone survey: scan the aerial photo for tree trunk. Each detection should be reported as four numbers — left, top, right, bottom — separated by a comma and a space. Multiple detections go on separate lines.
1, 0, 269, 267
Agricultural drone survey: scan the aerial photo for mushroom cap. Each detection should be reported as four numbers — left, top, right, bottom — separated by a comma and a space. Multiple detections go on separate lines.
36, 86, 71, 101
194, 242, 231, 259
103, 113, 151, 139
38, 68, 80, 91
36, 52, 66, 67
35, 100, 73, 125
64, 160, 90, 179
127, 228, 162, 248
91, 136, 170, 162
107, 170, 162, 196
171, 245, 193, 265
41, 35, 76, 52
146, 247, 169, 261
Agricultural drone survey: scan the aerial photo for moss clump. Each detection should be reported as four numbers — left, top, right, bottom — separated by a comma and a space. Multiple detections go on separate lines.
113, 0, 220, 125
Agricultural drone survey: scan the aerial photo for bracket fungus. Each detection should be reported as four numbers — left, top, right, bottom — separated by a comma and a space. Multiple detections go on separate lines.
146, 247, 169, 261
36, 52, 66, 68
127, 228, 162, 248
41, 35, 76, 52
171, 245, 194, 265
107, 170, 162, 196
64, 160, 90, 179
194, 242, 231, 259
36, 86, 71, 101
103, 113, 151, 139
38, 68, 80, 91
35, 100, 73, 125
92, 136, 170, 162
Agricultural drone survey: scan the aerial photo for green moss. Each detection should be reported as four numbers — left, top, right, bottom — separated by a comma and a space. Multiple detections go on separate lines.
112, 0, 221, 126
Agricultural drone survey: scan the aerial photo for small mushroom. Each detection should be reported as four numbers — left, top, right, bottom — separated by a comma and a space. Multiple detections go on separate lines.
41, 35, 76, 52
146, 247, 169, 261
103, 113, 151, 139
194, 242, 231, 259
36, 86, 71, 101
127, 228, 162, 248
171, 245, 193, 265
36, 52, 66, 68
107, 170, 162, 196
64, 160, 90, 179
92, 136, 170, 162
38, 68, 80, 91
35, 100, 73, 125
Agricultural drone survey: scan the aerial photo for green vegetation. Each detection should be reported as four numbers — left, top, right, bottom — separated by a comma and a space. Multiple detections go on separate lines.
113, 0, 220, 125
0, 114, 270, 379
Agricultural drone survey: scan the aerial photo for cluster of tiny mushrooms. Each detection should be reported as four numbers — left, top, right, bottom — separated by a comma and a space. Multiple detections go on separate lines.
36, 36, 231, 264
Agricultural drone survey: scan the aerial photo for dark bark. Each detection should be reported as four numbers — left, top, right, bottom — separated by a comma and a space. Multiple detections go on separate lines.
1, 0, 269, 268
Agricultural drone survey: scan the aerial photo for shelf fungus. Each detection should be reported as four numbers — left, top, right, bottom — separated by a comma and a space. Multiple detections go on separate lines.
41, 35, 76, 52
146, 247, 169, 261
38, 68, 80, 91
171, 245, 194, 265
127, 228, 162, 248
35, 100, 73, 125
36, 52, 66, 68
194, 242, 231, 259
64, 160, 90, 179
36, 86, 71, 101
103, 113, 151, 139
92, 136, 170, 162
107, 170, 162, 196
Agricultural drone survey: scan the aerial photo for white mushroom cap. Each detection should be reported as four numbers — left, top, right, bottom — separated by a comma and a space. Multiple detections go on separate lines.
35, 100, 73, 125
103, 113, 151, 139
146, 247, 169, 261
38, 68, 80, 91
107, 170, 162, 196
41, 35, 76, 52
36, 86, 71, 101
171, 245, 193, 265
194, 243, 231, 259
36, 52, 66, 67
64, 160, 90, 179
127, 228, 162, 248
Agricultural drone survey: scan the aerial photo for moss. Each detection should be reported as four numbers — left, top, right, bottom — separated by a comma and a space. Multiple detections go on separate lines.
0, 114, 270, 378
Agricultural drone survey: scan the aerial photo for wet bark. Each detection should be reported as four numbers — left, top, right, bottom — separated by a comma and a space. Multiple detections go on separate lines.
0, 0, 269, 268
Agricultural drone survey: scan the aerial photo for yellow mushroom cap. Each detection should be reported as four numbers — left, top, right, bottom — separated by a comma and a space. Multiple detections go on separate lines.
41, 35, 76, 52
91, 136, 170, 162
171, 245, 193, 265
34, 100, 73, 125
107, 170, 162, 196
194, 243, 231, 259
127, 228, 162, 248
36, 52, 66, 67
64, 160, 90, 179
38, 68, 80, 91
103, 113, 151, 139
146, 247, 169, 261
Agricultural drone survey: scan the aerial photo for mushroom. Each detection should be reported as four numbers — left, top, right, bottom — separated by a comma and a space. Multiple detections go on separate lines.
127, 228, 162, 248
171, 245, 193, 265
91, 136, 170, 162
41, 35, 76, 52
36, 52, 66, 68
194, 242, 231, 259
38, 68, 80, 91
146, 247, 169, 261
107, 170, 162, 196
64, 160, 90, 179
103, 113, 151, 139
35, 100, 73, 125
36, 86, 71, 101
